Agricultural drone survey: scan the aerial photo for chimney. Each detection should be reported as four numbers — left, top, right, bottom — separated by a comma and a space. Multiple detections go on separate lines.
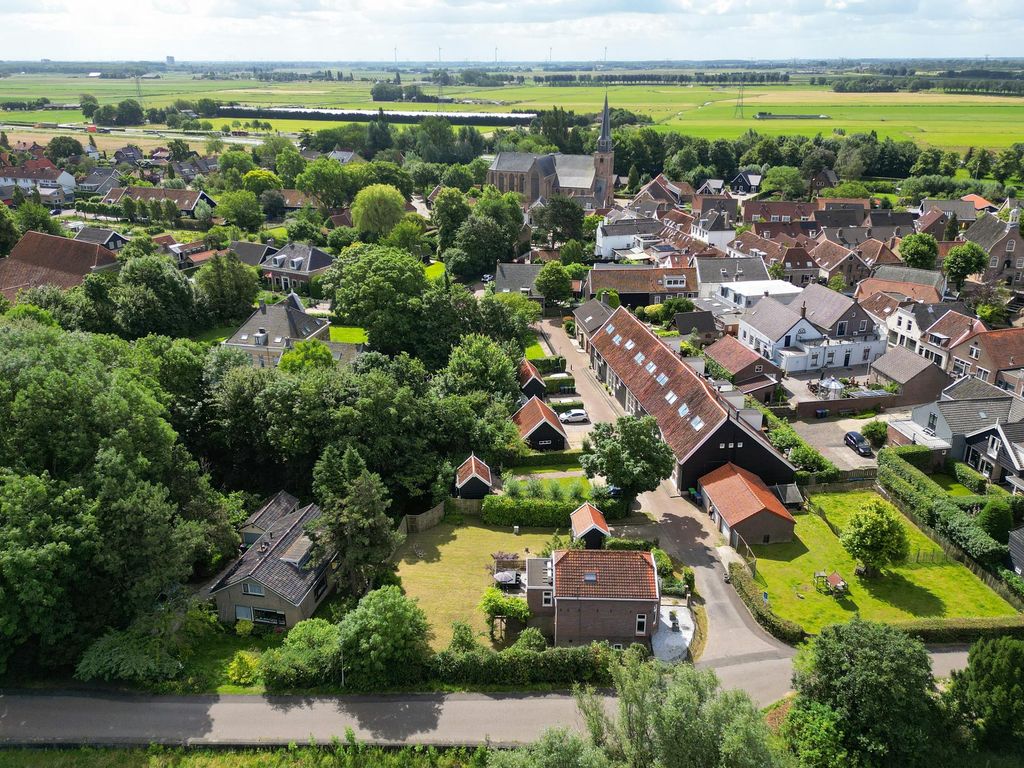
800, 302, 807, 318
764, 290, 769, 298
259, 299, 266, 314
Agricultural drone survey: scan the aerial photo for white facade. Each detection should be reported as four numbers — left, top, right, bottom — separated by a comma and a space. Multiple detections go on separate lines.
717, 280, 802, 309
0, 169, 77, 195
690, 219, 735, 249
738, 316, 886, 373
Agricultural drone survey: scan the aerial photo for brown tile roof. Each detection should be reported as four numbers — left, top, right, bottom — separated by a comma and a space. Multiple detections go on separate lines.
728, 231, 785, 262
955, 328, 1024, 372
742, 200, 816, 222
586, 267, 694, 296
856, 238, 901, 268
704, 334, 765, 375
0, 165, 63, 182
854, 278, 941, 304
698, 462, 795, 528
329, 210, 353, 228
961, 193, 995, 211
455, 454, 492, 488
280, 189, 316, 208
809, 239, 854, 271
916, 208, 946, 232
0, 231, 117, 301
752, 221, 819, 241
816, 197, 870, 210
552, 548, 658, 600
570, 502, 610, 538
518, 358, 544, 388
924, 310, 985, 347
104, 186, 209, 212
591, 307, 727, 464
512, 396, 566, 441
660, 209, 695, 228
860, 291, 904, 323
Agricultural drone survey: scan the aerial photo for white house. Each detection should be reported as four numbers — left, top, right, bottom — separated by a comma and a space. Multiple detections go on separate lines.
595, 216, 663, 260
690, 209, 735, 249
0, 165, 77, 196
716, 280, 803, 309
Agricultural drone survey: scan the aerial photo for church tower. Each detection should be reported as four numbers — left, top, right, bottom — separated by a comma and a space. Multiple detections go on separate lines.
594, 94, 615, 207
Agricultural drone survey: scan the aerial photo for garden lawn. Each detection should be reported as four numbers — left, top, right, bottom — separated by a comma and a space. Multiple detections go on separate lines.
524, 335, 546, 359
329, 325, 368, 344
178, 630, 283, 694
394, 521, 553, 650
931, 473, 975, 497
751, 491, 1016, 634
190, 324, 236, 344
424, 261, 445, 280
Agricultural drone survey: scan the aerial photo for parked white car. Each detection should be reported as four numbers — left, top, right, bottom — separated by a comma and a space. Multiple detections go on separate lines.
558, 408, 589, 424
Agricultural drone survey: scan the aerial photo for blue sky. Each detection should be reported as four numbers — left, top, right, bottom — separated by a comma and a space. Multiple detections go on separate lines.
2, 0, 1022, 61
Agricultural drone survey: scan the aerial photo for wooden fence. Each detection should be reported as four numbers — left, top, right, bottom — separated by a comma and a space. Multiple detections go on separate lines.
448, 497, 483, 516
395, 500, 447, 541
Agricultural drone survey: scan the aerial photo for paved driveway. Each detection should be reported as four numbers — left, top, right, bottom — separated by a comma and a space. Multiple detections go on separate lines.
790, 410, 910, 471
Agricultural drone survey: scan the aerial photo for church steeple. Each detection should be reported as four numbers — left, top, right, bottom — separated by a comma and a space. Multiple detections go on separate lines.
597, 93, 613, 153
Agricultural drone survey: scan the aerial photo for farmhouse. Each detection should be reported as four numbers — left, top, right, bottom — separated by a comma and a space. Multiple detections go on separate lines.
589, 306, 794, 492
258, 242, 334, 291
0, 231, 118, 301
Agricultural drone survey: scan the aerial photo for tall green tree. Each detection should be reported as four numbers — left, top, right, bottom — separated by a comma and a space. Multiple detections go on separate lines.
194, 251, 259, 323
15, 201, 63, 236
216, 190, 264, 232
452, 213, 505, 278
434, 333, 518, 400
0, 201, 19, 256
947, 637, 1024, 747
943, 212, 960, 241
580, 415, 675, 503
351, 183, 406, 238
275, 146, 306, 188
839, 500, 910, 576
537, 195, 584, 244
534, 261, 572, 303
432, 187, 471, 252
279, 339, 335, 374
241, 168, 283, 198
944, 241, 988, 290
899, 232, 939, 270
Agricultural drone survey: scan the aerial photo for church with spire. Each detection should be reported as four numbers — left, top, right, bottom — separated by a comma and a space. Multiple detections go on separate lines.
485, 95, 615, 210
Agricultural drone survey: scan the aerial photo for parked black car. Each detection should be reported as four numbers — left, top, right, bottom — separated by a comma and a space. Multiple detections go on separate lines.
844, 431, 872, 457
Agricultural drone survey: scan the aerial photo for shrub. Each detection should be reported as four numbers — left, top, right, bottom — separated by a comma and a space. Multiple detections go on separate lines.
543, 375, 576, 394
566, 479, 587, 502
526, 477, 544, 498
530, 356, 566, 375
951, 461, 988, 494
508, 449, 583, 469
680, 565, 696, 593
446, 620, 480, 653
976, 496, 1013, 544
999, 568, 1024, 602
893, 616, 1024, 644
259, 618, 342, 691
790, 444, 833, 472
234, 619, 254, 638
479, 587, 530, 637
431, 643, 613, 687
481, 495, 575, 527
511, 627, 548, 652
226, 650, 261, 686
861, 419, 888, 447
651, 548, 673, 578
548, 399, 585, 413
604, 536, 658, 551
728, 562, 805, 644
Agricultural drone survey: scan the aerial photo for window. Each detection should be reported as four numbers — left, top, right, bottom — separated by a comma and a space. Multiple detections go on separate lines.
1017, 258, 1024, 269
988, 435, 1002, 455
858, 320, 867, 332
645, 361, 657, 374
613, 334, 622, 345
762, 535, 771, 544
625, 339, 636, 350
836, 321, 848, 336
969, 345, 980, 359
242, 581, 264, 596
635, 613, 647, 635
862, 347, 871, 361
235, 605, 253, 621
253, 608, 287, 626
314, 575, 328, 599
952, 357, 968, 377
754, 364, 763, 373
976, 367, 991, 382
612, 643, 624, 650
736, 442, 743, 448
633, 352, 646, 365
927, 412, 938, 431
719, 443, 726, 449
538, 439, 552, 446
691, 415, 705, 430
990, 257, 998, 268
542, 590, 552, 607
656, 372, 669, 386
665, 391, 678, 404
897, 317, 903, 328
605, 323, 615, 334
1008, 240, 1017, 252
677, 403, 690, 417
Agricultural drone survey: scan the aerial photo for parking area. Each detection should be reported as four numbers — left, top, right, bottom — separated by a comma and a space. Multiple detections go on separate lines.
790, 410, 909, 471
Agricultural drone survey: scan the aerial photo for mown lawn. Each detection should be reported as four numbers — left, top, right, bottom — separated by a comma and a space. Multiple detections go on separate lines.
190, 324, 236, 344
507, 473, 591, 498
329, 325, 368, 344
751, 491, 1016, 633
424, 261, 445, 280
178, 630, 284, 695
931, 473, 975, 497
524, 334, 546, 359
394, 522, 554, 650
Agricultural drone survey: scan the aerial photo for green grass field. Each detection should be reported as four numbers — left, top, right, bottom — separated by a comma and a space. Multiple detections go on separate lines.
524, 334, 546, 359
4, 73, 1024, 149
328, 325, 367, 344
394, 521, 554, 650
751, 491, 1015, 633
177, 631, 283, 695
424, 260, 445, 280
931, 473, 975, 497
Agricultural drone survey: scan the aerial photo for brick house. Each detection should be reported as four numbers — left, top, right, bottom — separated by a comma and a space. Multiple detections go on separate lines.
961, 211, 1024, 289
0, 231, 118, 301
703, 334, 782, 403
698, 462, 796, 546
868, 345, 951, 405
948, 327, 1024, 388
525, 549, 660, 649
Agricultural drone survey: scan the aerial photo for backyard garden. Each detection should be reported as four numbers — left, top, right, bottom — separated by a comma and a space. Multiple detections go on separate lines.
750, 491, 1017, 634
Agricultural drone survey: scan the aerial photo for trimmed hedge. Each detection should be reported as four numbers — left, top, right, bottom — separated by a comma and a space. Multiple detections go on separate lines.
605, 537, 658, 551
544, 375, 576, 394
728, 562, 806, 645
531, 356, 566, 375
877, 448, 1008, 566
746, 398, 838, 479
508, 449, 583, 469
431, 642, 615, 686
548, 399, 584, 414
893, 615, 1024, 644
949, 461, 988, 494
999, 568, 1024, 601
481, 495, 576, 527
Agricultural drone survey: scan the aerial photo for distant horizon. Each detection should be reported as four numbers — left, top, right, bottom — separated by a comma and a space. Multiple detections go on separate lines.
3, 1, 1024, 62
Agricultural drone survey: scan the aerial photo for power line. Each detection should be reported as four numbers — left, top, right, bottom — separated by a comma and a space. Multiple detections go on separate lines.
733, 82, 744, 119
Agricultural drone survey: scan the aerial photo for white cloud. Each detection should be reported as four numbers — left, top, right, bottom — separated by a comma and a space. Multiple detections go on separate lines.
0, 0, 1018, 60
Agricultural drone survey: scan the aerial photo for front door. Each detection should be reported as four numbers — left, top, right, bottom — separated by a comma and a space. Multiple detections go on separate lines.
843, 350, 851, 366
784, 335, 792, 347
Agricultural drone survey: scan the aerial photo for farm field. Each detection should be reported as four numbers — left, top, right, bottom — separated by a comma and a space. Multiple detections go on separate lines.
393, 521, 553, 650
751, 491, 1015, 634
3, 73, 1024, 149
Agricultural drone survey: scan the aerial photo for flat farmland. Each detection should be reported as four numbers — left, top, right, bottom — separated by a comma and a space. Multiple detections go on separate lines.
3, 73, 1024, 150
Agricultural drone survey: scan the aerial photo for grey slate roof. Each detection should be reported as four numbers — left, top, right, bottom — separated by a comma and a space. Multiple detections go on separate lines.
694, 257, 769, 284
244, 490, 300, 531
922, 198, 977, 222
813, 209, 865, 228
905, 301, 969, 330
797, 283, 854, 331
259, 242, 333, 275
74, 227, 125, 247
873, 265, 945, 290
936, 398, 1018, 435
674, 310, 718, 335
489, 152, 541, 173
599, 218, 662, 238
743, 298, 802, 340
573, 298, 613, 335
942, 377, 1013, 401
224, 293, 328, 349
964, 214, 1012, 253
230, 240, 279, 267
820, 225, 908, 246
495, 262, 543, 295
870, 346, 935, 383
80, 168, 117, 187
866, 210, 916, 228
554, 154, 596, 189
211, 502, 329, 604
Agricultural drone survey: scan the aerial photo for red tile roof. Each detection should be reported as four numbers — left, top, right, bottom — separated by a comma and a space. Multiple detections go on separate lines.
961, 193, 995, 211
455, 453, 492, 488
698, 462, 795, 528
552, 549, 658, 600
854, 278, 941, 304
586, 267, 695, 296
924, 310, 985, 348
518, 358, 544, 388
859, 291, 904, 322
856, 238, 901, 268
570, 502, 610, 539
704, 334, 766, 375
0, 231, 117, 301
954, 328, 1024, 372
591, 306, 726, 464
511, 396, 566, 441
